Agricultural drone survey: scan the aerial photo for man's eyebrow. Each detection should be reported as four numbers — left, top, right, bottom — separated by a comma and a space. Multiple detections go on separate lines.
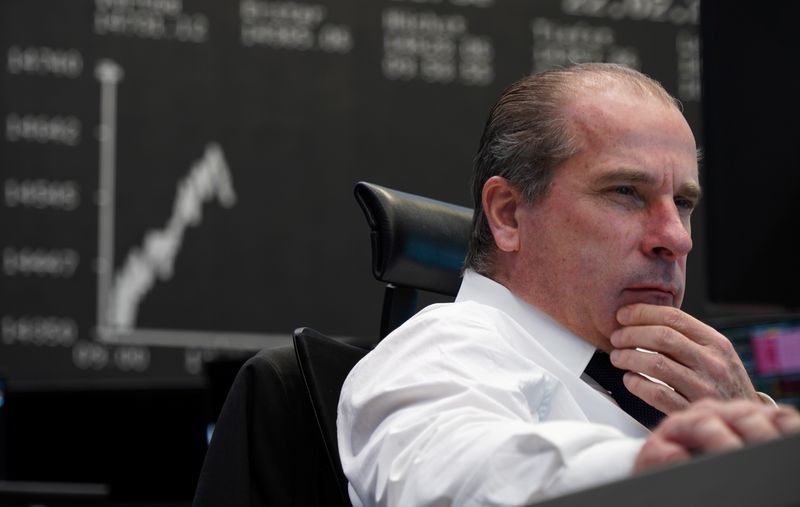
680, 180, 703, 202
594, 168, 656, 187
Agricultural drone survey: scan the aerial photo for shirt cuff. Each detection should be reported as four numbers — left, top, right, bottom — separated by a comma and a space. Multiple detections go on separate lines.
756, 391, 778, 407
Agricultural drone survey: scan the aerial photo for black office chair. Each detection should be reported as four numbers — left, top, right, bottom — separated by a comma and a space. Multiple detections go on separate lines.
293, 181, 473, 505
194, 182, 472, 507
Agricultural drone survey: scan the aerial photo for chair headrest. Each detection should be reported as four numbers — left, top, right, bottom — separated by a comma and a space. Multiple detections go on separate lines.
354, 181, 473, 297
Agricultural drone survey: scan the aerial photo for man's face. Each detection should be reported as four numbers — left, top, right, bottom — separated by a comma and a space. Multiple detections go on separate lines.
510, 89, 700, 351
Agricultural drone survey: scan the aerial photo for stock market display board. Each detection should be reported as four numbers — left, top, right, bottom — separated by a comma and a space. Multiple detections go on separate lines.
0, 0, 701, 388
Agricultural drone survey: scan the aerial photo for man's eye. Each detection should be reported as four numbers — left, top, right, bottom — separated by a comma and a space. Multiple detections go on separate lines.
675, 198, 696, 211
612, 186, 635, 196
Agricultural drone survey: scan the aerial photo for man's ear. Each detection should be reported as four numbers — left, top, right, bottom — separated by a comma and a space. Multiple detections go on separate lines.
482, 176, 521, 253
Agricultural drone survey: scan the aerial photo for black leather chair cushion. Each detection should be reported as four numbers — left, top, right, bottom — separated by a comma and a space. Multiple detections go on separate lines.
193, 345, 340, 507
354, 181, 472, 297
294, 328, 369, 507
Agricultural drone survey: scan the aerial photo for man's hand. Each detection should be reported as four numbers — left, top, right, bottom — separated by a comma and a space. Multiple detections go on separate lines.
609, 303, 759, 414
634, 399, 800, 472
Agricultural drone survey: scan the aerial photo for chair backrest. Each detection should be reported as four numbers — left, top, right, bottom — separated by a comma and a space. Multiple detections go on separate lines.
193, 345, 341, 507
293, 328, 369, 506
354, 181, 473, 337
289, 183, 474, 505
194, 182, 473, 506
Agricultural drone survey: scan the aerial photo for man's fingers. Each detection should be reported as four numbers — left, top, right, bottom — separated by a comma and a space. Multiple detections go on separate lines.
622, 371, 689, 414
660, 409, 744, 452
633, 436, 691, 472
692, 399, 800, 439
612, 349, 715, 402
614, 304, 759, 404
728, 411, 781, 443
636, 400, 800, 475
771, 405, 800, 433
657, 400, 799, 452
610, 324, 704, 369
617, 304, 715, 346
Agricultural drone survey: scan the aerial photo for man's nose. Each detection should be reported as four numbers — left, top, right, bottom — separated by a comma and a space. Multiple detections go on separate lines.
641, 201, 693, 260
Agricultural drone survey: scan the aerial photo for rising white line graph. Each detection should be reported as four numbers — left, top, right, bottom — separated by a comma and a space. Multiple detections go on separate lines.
94, 59, 243, 343
107, 143, 236, 330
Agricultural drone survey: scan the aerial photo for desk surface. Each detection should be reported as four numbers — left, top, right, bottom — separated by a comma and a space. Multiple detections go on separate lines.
534, 432, 800, 507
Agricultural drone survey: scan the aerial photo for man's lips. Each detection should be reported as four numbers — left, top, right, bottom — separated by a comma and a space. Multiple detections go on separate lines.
626, 284, 677, 296
622, 286, 677, 305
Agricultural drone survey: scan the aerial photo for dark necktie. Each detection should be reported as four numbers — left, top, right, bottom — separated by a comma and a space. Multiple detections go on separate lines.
583, 351, 666, 429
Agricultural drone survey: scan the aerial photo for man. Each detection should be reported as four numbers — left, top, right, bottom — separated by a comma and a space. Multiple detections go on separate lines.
338, 63, 800, 506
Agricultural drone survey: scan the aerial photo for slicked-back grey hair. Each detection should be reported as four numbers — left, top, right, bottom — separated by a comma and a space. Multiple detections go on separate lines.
464, 63, 680, 277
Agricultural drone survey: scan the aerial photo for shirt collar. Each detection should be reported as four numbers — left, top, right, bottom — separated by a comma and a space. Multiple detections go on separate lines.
456, 270, 597, 377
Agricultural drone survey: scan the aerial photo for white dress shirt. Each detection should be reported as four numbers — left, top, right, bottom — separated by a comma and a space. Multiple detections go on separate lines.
338, 271, 650, 507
